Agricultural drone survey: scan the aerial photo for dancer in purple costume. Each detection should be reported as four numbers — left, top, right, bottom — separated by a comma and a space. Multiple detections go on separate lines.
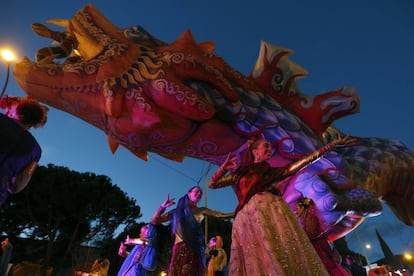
0, 96, 48, 207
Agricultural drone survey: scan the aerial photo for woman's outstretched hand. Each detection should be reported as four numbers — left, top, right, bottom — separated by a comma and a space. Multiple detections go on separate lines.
161, 194, 175, 209
118, 241, 127, 257
124, 235, 132, 244
220, 153, 239, 171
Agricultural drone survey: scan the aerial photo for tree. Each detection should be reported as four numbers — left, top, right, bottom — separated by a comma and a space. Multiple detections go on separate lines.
0, 164, 142, 274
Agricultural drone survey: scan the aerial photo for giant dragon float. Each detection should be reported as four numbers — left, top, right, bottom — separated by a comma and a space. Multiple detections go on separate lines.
12, 3, 414, 271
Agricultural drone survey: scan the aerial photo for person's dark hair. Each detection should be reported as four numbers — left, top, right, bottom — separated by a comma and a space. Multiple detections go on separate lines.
16, 98, 48, 127
187, 185, 202, 195
249, 138, 263, 151
0, 96, 48, 128
242, 136, 265, 164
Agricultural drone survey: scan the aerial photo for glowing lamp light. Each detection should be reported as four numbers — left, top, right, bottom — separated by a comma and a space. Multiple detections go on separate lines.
1, 49, 16, 63
1, 48, 17, 98
365, 243, 371, 250
403, 252, 413, 261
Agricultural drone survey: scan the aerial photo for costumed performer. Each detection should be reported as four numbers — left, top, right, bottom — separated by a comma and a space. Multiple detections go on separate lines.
150, 186, 233, 276
205, 236, 227, 276
209, 134, 356, 275
0, 96, 48, 207
117, 224, 157, 276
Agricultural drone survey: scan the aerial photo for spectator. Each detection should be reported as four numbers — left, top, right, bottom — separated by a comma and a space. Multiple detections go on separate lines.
345, 255, 367, 276
0, 238, 13, 276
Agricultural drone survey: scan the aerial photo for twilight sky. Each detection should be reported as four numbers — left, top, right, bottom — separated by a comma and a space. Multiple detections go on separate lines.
1, 0, 413, 262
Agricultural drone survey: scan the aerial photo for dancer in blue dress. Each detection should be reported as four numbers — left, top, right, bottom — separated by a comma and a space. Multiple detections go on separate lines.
117, 224, 157, 276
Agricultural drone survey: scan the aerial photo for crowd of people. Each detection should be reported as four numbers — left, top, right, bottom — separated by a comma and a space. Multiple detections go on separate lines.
1, 96, 369, 275
112, 134, 356, 275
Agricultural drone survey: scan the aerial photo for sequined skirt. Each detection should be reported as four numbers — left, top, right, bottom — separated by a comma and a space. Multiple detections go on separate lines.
228, 192, 329, 276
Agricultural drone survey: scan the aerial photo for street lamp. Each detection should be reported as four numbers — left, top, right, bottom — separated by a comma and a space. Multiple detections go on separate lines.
403, 252, 413, 261
352, 230, 371, 267
1, 48, 16, 98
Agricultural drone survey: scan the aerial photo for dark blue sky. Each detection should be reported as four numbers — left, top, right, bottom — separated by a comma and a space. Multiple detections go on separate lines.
1, 0, 413, 262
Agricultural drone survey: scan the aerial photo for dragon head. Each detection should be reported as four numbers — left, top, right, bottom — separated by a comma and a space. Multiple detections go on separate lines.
14, 3, 360, 162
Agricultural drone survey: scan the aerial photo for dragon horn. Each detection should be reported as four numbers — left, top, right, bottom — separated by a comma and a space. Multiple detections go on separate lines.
107, 135, 120, 154
46, 19, 70, 29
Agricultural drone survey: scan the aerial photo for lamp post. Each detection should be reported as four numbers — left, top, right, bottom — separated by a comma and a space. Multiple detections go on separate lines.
1, 48, 16, 98
352, 230, 371, 268
364, 243, 372, 269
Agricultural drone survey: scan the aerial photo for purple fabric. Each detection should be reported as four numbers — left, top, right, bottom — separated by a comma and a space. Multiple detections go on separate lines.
0, 114, 41, 202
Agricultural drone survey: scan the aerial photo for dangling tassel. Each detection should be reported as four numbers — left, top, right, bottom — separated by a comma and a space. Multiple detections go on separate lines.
296, 198, 321, 239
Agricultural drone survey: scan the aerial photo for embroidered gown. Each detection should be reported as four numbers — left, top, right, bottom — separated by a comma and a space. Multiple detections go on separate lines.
210, 161, 329, 276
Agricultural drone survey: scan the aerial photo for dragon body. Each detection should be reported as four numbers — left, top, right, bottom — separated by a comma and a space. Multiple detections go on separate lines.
13, 4, 413, 246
